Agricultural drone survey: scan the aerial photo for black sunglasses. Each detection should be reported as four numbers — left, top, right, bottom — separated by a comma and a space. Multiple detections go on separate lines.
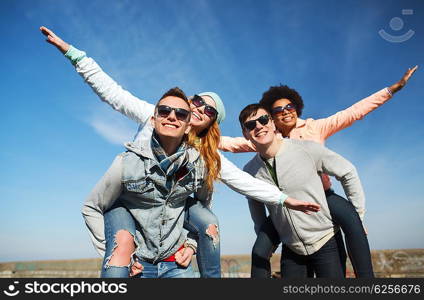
156, 105, 191, 122
191, 95, 218, 119
271, 103, 296, 116
243, 114, 270, 131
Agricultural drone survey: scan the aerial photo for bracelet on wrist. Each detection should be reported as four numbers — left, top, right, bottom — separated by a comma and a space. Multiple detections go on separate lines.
184, 242, 197, 254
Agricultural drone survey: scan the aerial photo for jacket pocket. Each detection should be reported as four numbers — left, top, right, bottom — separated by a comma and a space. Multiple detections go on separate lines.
124, 178, 155, 194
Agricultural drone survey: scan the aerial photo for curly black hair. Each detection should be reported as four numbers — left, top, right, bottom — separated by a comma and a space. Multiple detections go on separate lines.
259, 85, 304, 117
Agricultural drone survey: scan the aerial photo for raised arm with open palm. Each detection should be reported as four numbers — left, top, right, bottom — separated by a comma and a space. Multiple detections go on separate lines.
40, 26, 70, 54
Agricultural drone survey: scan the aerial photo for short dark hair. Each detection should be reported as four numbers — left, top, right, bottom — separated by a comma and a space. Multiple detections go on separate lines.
239, 103, 270, 129
259, 85, 304, 117
157, 87, 189, 107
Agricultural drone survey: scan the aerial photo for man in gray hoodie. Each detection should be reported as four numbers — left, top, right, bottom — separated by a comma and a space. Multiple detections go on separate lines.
240, 103, 366, 278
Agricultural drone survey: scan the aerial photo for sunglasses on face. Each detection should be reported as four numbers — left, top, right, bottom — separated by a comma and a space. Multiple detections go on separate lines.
191, 95, 218, 119
271, 103, 296, 116
243, 114, 270, 131
156, 105, 191, 122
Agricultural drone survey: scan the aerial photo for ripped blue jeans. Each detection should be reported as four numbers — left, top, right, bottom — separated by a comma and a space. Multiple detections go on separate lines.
184, 196, 221, 277
101, 197, 220, 278
101, 199, 137, 278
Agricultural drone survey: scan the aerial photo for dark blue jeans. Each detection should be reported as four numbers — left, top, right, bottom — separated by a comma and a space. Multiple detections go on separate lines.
251, 190, 374, 278
281, 232, 345, 278
101, 197, 221, 278
326, 189, 373, 277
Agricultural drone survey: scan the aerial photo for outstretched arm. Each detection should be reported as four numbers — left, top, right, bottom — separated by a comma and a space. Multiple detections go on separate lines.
40, 26, 155, 126
315, 66, 418, 140
219, 153, 320, 213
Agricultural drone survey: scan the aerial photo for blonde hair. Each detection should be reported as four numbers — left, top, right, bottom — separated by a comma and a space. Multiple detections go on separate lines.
187, 121, 221, 192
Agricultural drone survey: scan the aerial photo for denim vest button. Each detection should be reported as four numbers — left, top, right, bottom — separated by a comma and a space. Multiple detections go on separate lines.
162, 220, 166, 225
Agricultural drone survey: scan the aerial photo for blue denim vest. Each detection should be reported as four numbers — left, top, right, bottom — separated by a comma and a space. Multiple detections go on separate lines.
119, 140, 205, 263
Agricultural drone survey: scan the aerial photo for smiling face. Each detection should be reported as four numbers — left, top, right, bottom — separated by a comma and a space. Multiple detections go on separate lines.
242, 108, 276, 147
271, 98, 298, 132
189, 95, 217, 133
152, 96, 191, 141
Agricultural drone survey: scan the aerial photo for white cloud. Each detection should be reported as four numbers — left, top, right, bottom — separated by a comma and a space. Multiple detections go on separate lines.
87, 107, 137, 145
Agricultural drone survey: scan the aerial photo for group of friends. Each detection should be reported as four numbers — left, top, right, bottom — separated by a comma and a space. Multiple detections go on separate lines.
40, 26, 417, 278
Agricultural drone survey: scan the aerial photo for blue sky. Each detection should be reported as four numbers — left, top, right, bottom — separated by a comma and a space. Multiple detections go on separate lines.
0, 0, 423, 262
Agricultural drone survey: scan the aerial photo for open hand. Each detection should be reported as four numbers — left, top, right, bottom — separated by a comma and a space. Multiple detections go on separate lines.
284, 197, 321, 214
40, 26, 70, 54
389, 65, 418, 94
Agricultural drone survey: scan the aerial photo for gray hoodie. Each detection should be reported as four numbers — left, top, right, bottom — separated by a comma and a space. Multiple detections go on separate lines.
243, 139, 365, 256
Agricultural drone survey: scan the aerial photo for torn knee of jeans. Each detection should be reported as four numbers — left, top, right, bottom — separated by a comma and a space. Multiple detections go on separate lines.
205, 224, 220, 248
104, 230, 138, 269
